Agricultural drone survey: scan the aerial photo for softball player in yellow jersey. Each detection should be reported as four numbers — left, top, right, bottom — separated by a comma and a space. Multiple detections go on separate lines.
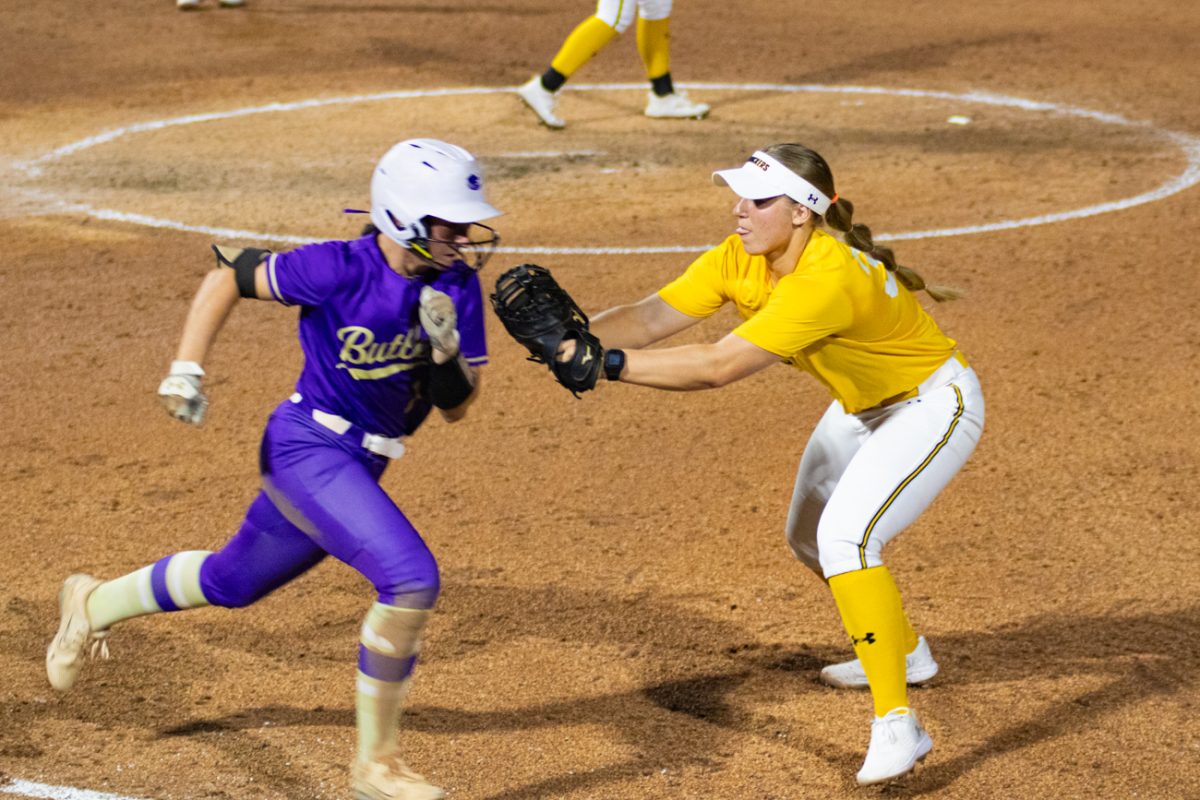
516, 0, 709, 128
581, 143, 985, 785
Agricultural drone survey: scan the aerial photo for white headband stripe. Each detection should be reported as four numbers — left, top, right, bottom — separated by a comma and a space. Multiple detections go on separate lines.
747, 151, 832, 215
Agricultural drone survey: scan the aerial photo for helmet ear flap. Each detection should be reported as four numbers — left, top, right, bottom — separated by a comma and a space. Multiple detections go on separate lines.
377, 208, 431, 257
407, 215, 430, 256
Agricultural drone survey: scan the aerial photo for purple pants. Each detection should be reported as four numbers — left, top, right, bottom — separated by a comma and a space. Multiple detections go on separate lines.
199, 402, 440, 610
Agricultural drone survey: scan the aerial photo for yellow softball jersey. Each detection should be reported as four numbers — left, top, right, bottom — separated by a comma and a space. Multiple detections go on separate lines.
657, 230, 959, 413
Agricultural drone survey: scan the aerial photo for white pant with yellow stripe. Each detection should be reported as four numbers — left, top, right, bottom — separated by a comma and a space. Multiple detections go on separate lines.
595, 0, 671, 33
785, 357, 985, 579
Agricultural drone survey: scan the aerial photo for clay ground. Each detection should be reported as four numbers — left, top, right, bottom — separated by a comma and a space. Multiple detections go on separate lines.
2, 1, 1200, 798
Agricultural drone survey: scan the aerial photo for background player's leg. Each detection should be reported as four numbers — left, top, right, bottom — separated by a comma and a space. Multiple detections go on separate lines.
517, 0, 632, 128
548, 16, 620, 85
518, 15, 618, 129
636, 16, 672, 92
636, 0, 709, 118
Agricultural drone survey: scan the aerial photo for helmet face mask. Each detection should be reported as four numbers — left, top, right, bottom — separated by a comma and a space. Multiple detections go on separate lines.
370, 139, 502, 271
409, 216, 500, 272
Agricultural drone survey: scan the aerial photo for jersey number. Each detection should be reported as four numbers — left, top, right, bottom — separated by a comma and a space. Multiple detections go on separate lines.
852, 249, 898, 298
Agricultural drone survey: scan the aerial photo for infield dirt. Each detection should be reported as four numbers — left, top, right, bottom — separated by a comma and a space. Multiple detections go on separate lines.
2, 2, 1199, 799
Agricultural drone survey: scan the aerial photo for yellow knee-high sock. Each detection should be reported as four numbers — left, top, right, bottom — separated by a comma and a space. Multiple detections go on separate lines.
901, 609, 919, 654
828, 566, 911, 716
550, 16, 619, 79
636, 17, 671, 79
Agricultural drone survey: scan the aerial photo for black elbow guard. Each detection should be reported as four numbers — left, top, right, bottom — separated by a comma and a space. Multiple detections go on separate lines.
430, 358, 474, 409
212, 244, 272, 299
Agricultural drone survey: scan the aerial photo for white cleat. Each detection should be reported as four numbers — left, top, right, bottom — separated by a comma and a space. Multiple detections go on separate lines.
177, 0, 203, 8
856, 707, 933, 786
644, 89, 710, 120
46, 574, 109, 691
353, 754, 445, 800
820, 635, 939, 689
516, 76, 565, 129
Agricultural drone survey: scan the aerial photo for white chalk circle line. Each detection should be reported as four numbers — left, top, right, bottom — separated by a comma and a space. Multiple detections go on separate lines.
13, 82, 1200, 254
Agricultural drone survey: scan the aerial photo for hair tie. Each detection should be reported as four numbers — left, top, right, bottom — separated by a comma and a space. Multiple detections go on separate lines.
831, 193, 839, 204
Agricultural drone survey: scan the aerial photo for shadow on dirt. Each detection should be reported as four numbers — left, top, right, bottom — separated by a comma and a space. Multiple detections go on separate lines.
166, 595, 1200, 797
6, 584, 1196, 798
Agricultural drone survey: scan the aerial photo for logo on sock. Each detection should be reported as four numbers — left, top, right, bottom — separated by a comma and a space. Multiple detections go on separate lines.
852, 632, 877, 646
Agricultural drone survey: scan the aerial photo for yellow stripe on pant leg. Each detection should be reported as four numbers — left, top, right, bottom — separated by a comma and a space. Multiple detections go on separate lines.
858, 385, 965, 568
550, 16, 619, 78
828, 566, 910, 716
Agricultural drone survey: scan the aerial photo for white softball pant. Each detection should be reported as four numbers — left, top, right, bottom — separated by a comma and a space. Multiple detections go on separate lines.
595, 0, 671, 34
785, 356, 985, 579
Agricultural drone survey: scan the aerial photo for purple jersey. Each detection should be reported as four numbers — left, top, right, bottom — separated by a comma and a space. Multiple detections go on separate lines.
265, 234, 487, 437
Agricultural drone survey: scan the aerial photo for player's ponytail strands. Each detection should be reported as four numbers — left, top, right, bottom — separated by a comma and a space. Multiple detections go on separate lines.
827, 201, 928, 296
765, 144, 962, 303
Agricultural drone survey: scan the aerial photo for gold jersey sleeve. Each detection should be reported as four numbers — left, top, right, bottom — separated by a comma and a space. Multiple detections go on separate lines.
659, 231, 959, 413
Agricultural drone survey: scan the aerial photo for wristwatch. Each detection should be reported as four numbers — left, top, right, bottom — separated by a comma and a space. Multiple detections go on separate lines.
603, 348, 626, 381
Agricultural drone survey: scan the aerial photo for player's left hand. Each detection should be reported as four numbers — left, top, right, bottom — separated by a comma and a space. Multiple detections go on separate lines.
552, 328, 603, 396
419, 286, 460, 365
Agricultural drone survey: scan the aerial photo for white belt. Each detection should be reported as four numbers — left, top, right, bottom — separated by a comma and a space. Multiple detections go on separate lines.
291, 394, 406, 459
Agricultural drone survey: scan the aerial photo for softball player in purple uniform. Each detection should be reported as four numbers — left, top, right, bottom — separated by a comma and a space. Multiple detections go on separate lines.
45, 139, 500, 800
567, 143, 984, 785
516, 0, 710, 128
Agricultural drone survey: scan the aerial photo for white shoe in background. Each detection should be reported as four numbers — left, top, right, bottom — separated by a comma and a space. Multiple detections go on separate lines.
820, 635, 940, 689
516, 76, 566, 129
644, 90, 710, 119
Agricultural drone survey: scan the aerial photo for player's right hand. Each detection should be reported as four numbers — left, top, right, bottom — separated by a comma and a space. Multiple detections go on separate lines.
158, 360, 208, 426
419, 286, 461, 365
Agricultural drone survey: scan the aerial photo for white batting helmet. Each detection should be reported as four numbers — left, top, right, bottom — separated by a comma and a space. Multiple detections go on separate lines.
370, 139, 502, 249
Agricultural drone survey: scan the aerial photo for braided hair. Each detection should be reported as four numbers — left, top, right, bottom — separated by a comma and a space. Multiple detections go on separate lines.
764, 143, 961, 302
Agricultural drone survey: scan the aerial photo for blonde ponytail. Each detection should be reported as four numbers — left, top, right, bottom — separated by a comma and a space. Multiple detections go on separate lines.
766, 144, 963, 302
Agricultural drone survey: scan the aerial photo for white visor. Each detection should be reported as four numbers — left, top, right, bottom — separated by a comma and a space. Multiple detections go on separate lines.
712, 151, 833, 215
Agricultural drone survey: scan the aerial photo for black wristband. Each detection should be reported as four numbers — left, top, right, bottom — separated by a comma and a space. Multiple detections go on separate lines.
430, 357, 474, 409
603, 348, 626, 381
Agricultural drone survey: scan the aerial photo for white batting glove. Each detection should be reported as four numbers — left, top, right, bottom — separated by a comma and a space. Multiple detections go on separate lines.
419, 286, 460, 365
157, 360, 208, 426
